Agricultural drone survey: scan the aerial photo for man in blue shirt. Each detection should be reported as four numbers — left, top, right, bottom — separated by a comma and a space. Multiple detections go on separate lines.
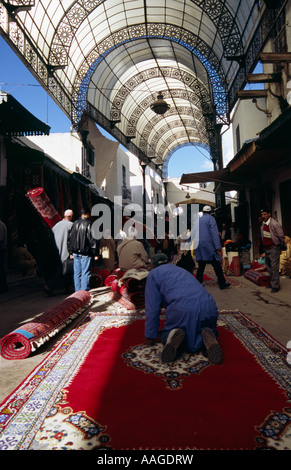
194, 206, 230, 289
144, 253, 222, 365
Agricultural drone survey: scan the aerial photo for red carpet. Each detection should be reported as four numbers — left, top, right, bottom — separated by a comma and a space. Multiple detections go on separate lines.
61, 316, 289, 450
26, 187, 61, 228
244, 268, 270, 286
0, 291, 91, 359
0, 310, 289, 450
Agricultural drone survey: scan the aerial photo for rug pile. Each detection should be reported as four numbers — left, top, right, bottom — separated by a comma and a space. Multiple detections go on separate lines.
0, 309, 290, 450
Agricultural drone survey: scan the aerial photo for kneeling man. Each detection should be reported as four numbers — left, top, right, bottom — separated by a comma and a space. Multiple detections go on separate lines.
144, 253, 222, 364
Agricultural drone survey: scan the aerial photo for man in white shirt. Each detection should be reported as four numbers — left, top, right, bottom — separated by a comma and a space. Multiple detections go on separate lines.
44, 210, 74, 295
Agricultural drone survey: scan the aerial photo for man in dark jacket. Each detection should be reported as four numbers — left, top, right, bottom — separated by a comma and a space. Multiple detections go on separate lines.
68, 207, 98, 291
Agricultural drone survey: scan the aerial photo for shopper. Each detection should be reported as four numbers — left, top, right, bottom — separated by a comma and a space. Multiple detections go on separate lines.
68, 207, 98, 291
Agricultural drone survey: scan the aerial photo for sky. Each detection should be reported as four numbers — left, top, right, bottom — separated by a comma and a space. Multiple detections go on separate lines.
0, 35, 233, 178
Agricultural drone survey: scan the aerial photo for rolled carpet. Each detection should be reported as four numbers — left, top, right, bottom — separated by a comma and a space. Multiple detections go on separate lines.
0, 291, 91, 360
110, 282, 145, 310
244, 269, 270, 287
90, 268, 111, 288
26, 187, 61, 228
118, 285, 145, 309
104, 268, 126, 287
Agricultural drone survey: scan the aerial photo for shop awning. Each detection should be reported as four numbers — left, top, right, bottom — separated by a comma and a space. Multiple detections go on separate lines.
180, 106, 291, 192
180, 169, 230, 186
175, 198, 216, 207
0, 92, 50, 137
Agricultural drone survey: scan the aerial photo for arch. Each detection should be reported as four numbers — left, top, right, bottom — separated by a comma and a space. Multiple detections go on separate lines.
163, 142, 211, 178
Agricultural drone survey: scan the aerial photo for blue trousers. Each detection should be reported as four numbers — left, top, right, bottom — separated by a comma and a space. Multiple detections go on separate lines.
73, 254, 92, 291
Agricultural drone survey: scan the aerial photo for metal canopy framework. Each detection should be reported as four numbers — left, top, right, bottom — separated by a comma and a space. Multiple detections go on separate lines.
0, 1, 270, 176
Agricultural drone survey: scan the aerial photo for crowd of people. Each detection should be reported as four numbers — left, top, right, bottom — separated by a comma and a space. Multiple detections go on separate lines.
0, 203, 289, 366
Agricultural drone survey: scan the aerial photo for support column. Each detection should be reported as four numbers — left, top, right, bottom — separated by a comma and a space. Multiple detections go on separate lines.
214, 124, 225, 208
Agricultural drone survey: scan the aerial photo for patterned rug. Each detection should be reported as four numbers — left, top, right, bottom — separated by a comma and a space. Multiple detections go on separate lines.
195, 270, 242, 287
0, 310, 290, 450
90, 291, 145, 315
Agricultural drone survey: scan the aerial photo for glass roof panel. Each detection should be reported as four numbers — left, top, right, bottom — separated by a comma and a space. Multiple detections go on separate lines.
0, 0, 263, 168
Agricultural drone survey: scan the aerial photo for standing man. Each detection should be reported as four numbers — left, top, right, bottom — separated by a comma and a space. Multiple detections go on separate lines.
194, 206, 230, 290
68, 207, 98, 291
0, 218, 9, 294
52, 209, 74, 292
44, 209, 74, 295
144, 253, 222, 365
260, 208, 285, 293
52, 209, 74, 264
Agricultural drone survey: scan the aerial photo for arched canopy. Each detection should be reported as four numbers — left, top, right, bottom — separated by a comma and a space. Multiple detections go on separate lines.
0, 0, 264, 176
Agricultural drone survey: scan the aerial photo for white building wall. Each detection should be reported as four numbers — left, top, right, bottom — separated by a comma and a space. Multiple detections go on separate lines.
147, 166, 164, 207
128, 151, 144, 207
26, 132, 169, 218
105, 147, 127, 203
232, 99, 268, 153
28, 132, 82, 174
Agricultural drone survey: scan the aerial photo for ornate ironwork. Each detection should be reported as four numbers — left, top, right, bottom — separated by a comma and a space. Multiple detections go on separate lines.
0, 2, 72, 119
191, 0, 244, 56
228, 1, 288, 110
73, 24, 228, 123
49, 0, 106, 66
1, 0, 35, 14
2, 0, 286, 175
110, 67, 211, 121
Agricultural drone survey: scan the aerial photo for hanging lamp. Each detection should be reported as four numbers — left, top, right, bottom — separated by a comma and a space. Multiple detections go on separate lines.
150, 92, 170, 115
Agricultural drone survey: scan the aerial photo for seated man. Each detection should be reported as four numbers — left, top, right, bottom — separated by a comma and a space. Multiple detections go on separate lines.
117, 237, 151, 271
144, 253, 222, 365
